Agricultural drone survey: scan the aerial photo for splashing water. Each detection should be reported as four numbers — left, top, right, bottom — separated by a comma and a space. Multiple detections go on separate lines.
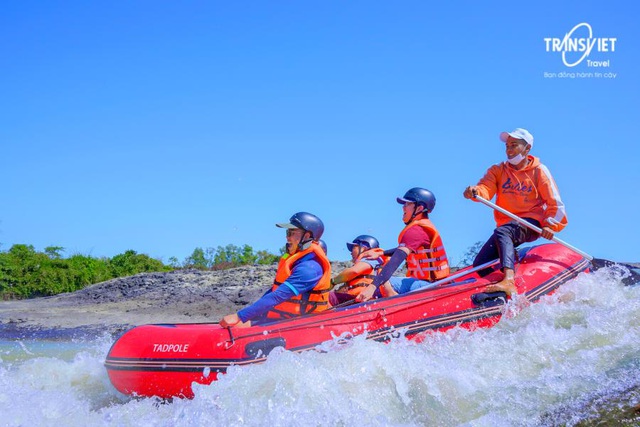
1, 267, 639, 426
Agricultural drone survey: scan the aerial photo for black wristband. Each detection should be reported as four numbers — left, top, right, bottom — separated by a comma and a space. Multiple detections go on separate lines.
383, 247, 397, 257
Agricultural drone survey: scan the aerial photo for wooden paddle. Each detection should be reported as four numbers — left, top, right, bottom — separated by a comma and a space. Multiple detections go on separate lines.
474, 195, 640, 286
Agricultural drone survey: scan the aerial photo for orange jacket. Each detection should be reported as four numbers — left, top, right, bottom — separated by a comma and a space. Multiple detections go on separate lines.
474, 156, 567, 232
398, 218, 450, 281
335, 249, 388, 297
266, 242, 332, 319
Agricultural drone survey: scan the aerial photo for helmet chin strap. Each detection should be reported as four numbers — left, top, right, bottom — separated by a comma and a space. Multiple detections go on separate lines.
290, 233, 313, 253
403, 204, 418, 224
405, 204, 425, 224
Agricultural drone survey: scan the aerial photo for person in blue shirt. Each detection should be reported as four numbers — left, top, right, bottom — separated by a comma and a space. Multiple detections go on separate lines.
220, 212, 332, 328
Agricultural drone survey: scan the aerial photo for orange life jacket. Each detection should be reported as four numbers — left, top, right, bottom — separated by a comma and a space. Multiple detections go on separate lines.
342, 249, 389, 296
266, 242, 332, 319
398, 218, 450, 281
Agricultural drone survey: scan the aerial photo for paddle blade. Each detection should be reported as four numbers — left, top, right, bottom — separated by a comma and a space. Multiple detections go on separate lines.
591, 258, 640, 286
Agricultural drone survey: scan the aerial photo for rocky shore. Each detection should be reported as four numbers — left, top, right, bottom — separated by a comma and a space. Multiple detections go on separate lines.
2, 259, 637, 340
0, 262, 349, 339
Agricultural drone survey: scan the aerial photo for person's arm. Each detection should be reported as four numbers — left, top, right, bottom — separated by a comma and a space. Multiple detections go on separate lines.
226, 255, 323, 324
221, 287, 275, 326
464, 164, 500, 201
332, 262, 373, 286
356, 225, 432, 301
537, 164, 568, 234
360, 247, 389, 259
372, 248, 410, 286
382, 248, 397, 257
356, 247, 410, 302
235, 285, 297, 322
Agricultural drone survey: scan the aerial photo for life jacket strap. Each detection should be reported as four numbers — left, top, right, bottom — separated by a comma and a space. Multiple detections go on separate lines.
415, 246, 446, 255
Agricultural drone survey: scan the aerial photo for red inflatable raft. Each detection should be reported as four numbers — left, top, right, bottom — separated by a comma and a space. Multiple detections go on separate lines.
105, 243, 589, 399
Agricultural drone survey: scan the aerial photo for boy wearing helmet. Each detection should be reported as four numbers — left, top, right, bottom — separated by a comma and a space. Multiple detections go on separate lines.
463, 128, 567, 296
329, 235, 387, 306
220, 212, 332, 328
357, 188, 450, 302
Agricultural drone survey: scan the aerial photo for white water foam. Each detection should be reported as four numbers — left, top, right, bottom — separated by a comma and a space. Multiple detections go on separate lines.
1, 267, 639, 426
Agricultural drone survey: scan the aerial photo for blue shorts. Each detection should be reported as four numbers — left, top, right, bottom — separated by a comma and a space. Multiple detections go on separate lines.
389, 277, 436, 294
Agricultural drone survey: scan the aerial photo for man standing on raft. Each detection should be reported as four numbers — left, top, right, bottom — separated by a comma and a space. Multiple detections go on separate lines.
463, 128, 567, 296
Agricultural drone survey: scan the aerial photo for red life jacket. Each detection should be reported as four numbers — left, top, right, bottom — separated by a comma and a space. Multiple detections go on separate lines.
266, 242, 332, 319
398, 218, 450, 281
342, 249, 389, 297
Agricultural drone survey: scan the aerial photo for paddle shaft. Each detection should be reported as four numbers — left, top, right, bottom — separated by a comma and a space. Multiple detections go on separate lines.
420, 258, 498, 288
474, 195, 594, 261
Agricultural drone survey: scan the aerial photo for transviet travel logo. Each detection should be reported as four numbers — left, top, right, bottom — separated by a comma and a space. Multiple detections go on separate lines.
543, 22, 618, 79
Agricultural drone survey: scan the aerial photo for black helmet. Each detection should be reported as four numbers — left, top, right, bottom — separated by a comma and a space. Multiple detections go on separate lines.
346, 235, 380, 252
318, 239, 327, 254
396, 187, 436, 213
276, 212, 325, 240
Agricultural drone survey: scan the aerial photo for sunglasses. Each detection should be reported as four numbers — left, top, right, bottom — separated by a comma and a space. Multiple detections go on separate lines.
346, 242, 370, 251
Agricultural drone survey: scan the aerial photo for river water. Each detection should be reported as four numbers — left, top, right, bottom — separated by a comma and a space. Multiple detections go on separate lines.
1, 266, 639, 427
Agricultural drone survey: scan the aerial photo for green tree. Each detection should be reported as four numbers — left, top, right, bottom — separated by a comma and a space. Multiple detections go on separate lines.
213, 244, 239, 265
68, 254, 111, 290
240, 244, 257, 265
44, 246, 64, 259
1, 244, 40, 297
181, 244, 280, 270
184, 247, 208, 269
458, 241, 484, 267
256, 249, 279, 265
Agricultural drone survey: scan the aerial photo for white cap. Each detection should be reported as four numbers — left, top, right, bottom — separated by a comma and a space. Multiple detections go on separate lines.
500, 128, 534, 148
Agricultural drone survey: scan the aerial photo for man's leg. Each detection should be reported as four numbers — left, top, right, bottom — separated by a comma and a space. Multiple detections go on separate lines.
486, 220, 540, 296
473, 235, 500, 277
384, 277, 426, 296
381, 280, 398, 297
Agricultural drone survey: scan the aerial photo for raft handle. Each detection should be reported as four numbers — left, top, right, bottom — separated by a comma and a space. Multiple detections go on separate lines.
224, 327, 236, 349
245, 337, 286, 359
471, 291, 507, 307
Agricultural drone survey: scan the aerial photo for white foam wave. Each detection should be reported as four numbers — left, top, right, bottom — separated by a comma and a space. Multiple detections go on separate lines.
1, 268, 638, 426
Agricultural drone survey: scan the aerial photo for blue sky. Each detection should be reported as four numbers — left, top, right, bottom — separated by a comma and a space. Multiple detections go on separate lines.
1, 1, 638, 265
